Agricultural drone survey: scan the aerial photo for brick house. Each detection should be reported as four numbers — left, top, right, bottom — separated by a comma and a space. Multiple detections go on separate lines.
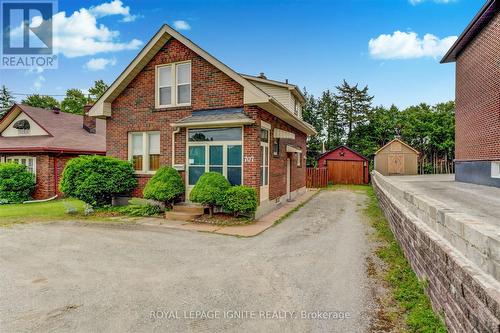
441, 0, 499, 187
0, 104, 106, 199
89, 24, 316, 216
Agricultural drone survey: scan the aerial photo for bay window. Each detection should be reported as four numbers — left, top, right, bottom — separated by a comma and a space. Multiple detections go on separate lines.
129, 131, 160, 173
6, 156, 36, 178
156, 61, 191, 108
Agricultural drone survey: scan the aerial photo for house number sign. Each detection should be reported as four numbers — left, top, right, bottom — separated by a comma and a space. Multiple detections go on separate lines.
244, 156, 255, 163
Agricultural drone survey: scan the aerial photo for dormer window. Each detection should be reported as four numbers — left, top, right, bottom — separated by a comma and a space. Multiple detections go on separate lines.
13, 119, 30, 135
156, 61, 191, 108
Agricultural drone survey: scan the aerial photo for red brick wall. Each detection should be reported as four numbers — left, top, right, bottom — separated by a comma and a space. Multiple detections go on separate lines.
107, 38, 245, 196
455, 13, 500, 161
1, 153, 78, 200
106, 37, 308, 201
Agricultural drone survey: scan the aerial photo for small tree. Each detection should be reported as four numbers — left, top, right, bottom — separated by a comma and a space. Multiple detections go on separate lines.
222, 186, 258, 217
59, 155, 137, 207
0, 163, 36, 203
143, 166, 184, 208
189, 172, 230, 217
88, 80, 109, 102
0, 85, 15, 110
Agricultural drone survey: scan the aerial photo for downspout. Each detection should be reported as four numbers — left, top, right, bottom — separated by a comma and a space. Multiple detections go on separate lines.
171, 127, 181, 166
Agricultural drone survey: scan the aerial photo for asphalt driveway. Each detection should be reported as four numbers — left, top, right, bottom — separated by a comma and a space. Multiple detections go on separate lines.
0, 189, 381, 332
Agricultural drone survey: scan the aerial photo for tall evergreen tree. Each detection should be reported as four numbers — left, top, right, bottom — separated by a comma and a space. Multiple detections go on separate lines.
302, 89, 323, 166
318, 90, 343, 149
334, 80, 374, 146
0, 85, 15, 117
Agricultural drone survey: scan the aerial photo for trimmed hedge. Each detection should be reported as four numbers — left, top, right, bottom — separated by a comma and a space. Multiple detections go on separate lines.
143, 166, 184, 206
59, 155, 137, 207
189, 172, 230, 216
223, 186, 257, 217
0, 163, 36, 203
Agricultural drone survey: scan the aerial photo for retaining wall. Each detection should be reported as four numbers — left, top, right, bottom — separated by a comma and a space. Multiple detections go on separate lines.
372, 171, 500, 333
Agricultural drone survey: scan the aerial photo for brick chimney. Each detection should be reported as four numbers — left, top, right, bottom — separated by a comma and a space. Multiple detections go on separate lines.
83, 104, 96, 134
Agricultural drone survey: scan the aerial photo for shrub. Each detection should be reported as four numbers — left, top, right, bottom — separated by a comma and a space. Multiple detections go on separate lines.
0, 163, 36, 203
223, 186, 258, 217
119, 204, 161, 217
189, 172, 230, 216
143, 166, 184, 207
59, 155, 137, 207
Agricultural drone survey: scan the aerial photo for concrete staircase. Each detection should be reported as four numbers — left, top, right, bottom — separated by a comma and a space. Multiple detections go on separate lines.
164, 203, 205, 221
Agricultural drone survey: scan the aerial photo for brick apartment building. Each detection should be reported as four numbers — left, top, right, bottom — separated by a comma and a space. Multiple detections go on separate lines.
89, 24, 316, 216
441, 0, 499, 187
0, 104, 105, 199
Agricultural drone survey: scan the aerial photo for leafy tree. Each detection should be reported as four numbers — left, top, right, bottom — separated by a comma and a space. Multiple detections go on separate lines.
61, 89, 89, 115
21, 94, 59, 110
302, 89, 323, 166
88, 80, 109, 101
318, 90, 343, 150
0, 85, 15, 111
334, 80, 374, 146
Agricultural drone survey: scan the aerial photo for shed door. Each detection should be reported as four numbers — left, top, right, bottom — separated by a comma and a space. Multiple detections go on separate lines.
327, 160, 364, 185
388, 153, 404, 174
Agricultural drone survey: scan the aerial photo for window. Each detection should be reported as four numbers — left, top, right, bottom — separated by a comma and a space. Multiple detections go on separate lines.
156, 62, 191, 107
273, 138, 280, 156
492, 162, 500, 178
297, 152, 302, 167
129, 132, 160, 173
188, 128, 242, 142
6, 156, 36, 176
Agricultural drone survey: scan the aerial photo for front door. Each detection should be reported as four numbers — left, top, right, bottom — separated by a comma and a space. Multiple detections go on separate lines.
388, 153, 404, 175
260, 124, 270, 202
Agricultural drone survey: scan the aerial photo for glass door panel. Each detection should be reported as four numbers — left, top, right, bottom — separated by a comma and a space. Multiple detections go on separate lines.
188, 146, 206, 185
209, 145, 223, 174
227, 145, 242, 185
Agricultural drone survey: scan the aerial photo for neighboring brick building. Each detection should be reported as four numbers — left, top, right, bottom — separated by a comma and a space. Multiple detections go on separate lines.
441, 0, 500, 187
0, 104, 106, 200
89, 24, 315, 216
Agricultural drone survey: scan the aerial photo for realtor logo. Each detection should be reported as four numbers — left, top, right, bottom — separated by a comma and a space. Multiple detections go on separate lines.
1, 0, 57, 69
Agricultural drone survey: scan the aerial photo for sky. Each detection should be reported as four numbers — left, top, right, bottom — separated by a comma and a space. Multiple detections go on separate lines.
0, 0, 485, 108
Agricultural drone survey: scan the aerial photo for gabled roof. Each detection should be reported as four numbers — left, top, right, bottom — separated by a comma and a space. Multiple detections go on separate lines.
441, 0, 498, 63
317, 145, 369, 161
88, 24, 316, 136
240, 74, 306, 104
374, 138, 419, 155
0, 104, 105, 154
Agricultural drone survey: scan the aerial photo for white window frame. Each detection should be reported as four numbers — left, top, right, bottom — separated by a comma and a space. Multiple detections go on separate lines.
491, 161, 500, 179
297, 152, 302, 167
155, 61, 191, 108
6, 156, 36, 179
128, 131, 160, 174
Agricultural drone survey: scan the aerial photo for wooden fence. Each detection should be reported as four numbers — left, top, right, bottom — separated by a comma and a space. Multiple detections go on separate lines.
306, 168, 328, 188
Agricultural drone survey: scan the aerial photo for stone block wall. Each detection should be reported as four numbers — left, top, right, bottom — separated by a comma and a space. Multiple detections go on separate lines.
372, 172, 500, 332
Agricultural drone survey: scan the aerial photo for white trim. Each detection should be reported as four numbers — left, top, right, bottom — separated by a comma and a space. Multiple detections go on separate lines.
155, 60, 191, 109
260, 125, 270, 202
260, 120, 271, 130
491, 161, 500, 179
274, 128, 295, 139
128, 131, 160, 174
286, 145, 302, 153
171, 118, 254, 128
5, 156, 37, 179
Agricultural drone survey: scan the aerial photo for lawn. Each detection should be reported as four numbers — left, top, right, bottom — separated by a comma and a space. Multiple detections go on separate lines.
0, 198, 86, 226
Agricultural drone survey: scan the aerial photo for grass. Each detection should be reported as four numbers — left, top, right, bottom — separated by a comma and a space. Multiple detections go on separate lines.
0, 198, 86, 226
364, 185, 447, 333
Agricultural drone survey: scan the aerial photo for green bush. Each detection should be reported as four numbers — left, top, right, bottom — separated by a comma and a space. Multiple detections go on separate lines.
0, 163, 36, 203
143, 166, 184, 206
59, 155, 137, 207
189, 172, 230, 216
223, 186, 257, 217
119, 204, 162, 217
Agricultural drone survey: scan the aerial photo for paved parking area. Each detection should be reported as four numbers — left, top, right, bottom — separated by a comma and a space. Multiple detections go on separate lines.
389, 174, 500, 227
0, 190, 380, 332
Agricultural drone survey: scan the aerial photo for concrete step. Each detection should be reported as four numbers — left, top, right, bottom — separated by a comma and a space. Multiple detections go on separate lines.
172, 203, 205, 214
164, 211, 202, 222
